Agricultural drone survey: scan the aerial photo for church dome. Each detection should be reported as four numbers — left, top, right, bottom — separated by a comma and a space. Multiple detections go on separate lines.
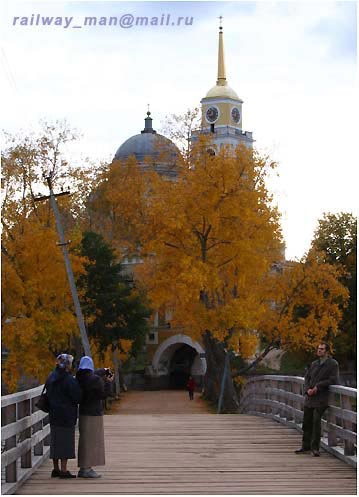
115, 132, 178, 163
205, 83, 239, 100
114, 112, 179, 165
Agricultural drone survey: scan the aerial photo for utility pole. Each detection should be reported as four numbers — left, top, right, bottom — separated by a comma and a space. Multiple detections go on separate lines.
35, 175, 91, 357
217, 351, 230, 414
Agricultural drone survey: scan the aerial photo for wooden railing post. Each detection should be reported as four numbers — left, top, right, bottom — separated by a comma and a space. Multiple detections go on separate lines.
261, 378, 266, 413
33, 396, 44, 457
253, 377, 259, 413
18, 399, 32, 469
269, 379, 274, 416
285, 380, 293, 421
292, 381, 302, 426
2, 403, 17, 483
341, 394, 355, 456
43, 411, 51, 447
264, 377, 270, 415
327, 391, 337, 447
279, 378, 285, 418
249, 378, 255, 412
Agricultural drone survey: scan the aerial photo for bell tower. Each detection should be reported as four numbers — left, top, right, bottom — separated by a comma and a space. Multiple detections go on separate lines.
194, 19, 254, 152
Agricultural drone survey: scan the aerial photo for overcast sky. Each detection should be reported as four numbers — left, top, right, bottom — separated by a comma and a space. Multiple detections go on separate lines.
1, 0, 357, 260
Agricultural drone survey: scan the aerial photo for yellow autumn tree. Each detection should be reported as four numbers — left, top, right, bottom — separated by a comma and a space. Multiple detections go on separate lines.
87, 157, 160, 256
237, 252, 349, 375
80, 133, 349, 410
142, 142, 280, 328
90, 338, 133, 370
1, 205, 87, 392
135, 139, 347, 409
1, 123, 89, 392
126, 140, 281, 409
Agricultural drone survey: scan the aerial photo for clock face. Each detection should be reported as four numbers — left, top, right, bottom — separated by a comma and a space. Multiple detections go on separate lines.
206, 106, 219, 123
231, 107, 241, 124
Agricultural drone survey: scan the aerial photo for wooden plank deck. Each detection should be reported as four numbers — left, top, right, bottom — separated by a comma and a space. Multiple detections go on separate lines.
16, 391, 356, 495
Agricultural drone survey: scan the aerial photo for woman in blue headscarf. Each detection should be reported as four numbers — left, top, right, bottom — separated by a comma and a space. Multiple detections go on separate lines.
76, 356, 112, 478
45, 353, 81, 478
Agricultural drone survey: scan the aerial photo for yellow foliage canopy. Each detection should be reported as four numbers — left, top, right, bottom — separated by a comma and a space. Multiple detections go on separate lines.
136, 141, 284, 354
88, 157, 159, 255
2, 205, 86, 392
259, 252, 349, 353
90, 338, 134, 370
89, 139, 348, 360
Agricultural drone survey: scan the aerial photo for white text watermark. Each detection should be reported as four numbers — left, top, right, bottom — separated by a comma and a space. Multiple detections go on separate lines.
12, 13, 194, 29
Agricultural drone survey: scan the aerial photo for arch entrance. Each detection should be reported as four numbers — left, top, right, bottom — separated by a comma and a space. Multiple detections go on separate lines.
151, 334, 207, 389
169, 344, 197, 389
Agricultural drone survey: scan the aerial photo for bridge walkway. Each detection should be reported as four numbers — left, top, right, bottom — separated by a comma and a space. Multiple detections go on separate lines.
16, 391, 356, 495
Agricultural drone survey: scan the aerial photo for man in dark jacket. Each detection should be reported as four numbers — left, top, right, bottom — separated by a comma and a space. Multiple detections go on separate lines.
295, 342, 339, 457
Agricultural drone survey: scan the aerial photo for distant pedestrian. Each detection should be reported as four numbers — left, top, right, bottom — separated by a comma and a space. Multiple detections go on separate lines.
295, 342, 339, 457
46, 354, 82, 478
187, 375, 195, 400
76, 356, 113, 478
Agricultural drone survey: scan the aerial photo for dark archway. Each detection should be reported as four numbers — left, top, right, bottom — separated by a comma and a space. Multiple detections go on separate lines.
169, 344, 197, 389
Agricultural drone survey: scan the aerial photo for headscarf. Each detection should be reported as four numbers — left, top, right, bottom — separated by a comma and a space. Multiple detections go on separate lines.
56, 353, 74, 369
78, 356, 95, 371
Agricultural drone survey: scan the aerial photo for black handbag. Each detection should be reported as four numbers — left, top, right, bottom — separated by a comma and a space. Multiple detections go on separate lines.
35, 385, 50, 413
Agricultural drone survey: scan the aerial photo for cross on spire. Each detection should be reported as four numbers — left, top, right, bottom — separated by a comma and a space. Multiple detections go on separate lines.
217, 16, 226, 85
219, 15, 223, 31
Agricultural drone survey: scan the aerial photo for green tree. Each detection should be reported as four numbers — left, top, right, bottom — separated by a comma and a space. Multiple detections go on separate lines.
310, 212, 357, 366
78, 231, 151, 391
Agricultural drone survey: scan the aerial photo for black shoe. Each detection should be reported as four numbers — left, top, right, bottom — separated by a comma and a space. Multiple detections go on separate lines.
312, 450, 320, 457
295, 448, 310, 454
51, 469, 61, 477
59, 471, 76, 478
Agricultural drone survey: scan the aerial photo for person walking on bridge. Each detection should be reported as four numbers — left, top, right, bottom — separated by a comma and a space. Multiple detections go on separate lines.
187, 375, 195, 400
46, 353, 82, 479
295, 342, 339, 457
76, 356, 113, 478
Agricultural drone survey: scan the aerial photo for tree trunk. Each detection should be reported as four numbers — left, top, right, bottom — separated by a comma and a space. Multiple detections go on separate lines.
202, 332, 240, 413
237, 343, 276, 375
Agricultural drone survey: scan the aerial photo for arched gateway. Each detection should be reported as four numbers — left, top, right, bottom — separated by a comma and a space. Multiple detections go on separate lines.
150, 334, 207, 389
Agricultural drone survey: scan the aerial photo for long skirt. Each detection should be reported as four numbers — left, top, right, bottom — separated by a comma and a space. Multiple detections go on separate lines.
50, 425, 75, 459
78, 415, 105, 468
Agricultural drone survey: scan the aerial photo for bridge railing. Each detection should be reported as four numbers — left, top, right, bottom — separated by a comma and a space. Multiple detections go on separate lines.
1, 385, 50, 495
240, 375, 357, 468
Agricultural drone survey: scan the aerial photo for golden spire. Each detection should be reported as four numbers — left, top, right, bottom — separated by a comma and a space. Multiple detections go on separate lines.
204, 16, 239, 99
217, 16, 226, 86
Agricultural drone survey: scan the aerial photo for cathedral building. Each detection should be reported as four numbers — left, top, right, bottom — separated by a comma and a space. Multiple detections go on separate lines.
114, 23, 251, 389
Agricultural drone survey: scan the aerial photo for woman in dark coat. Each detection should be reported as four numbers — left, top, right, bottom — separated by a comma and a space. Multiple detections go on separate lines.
45, 353, 82, 478
76, 356, 112, 478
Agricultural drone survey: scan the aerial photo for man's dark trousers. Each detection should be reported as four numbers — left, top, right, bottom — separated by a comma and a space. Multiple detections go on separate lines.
302, 405, 327, 450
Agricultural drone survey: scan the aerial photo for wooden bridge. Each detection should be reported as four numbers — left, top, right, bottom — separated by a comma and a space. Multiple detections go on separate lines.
2, 376, 357, 495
